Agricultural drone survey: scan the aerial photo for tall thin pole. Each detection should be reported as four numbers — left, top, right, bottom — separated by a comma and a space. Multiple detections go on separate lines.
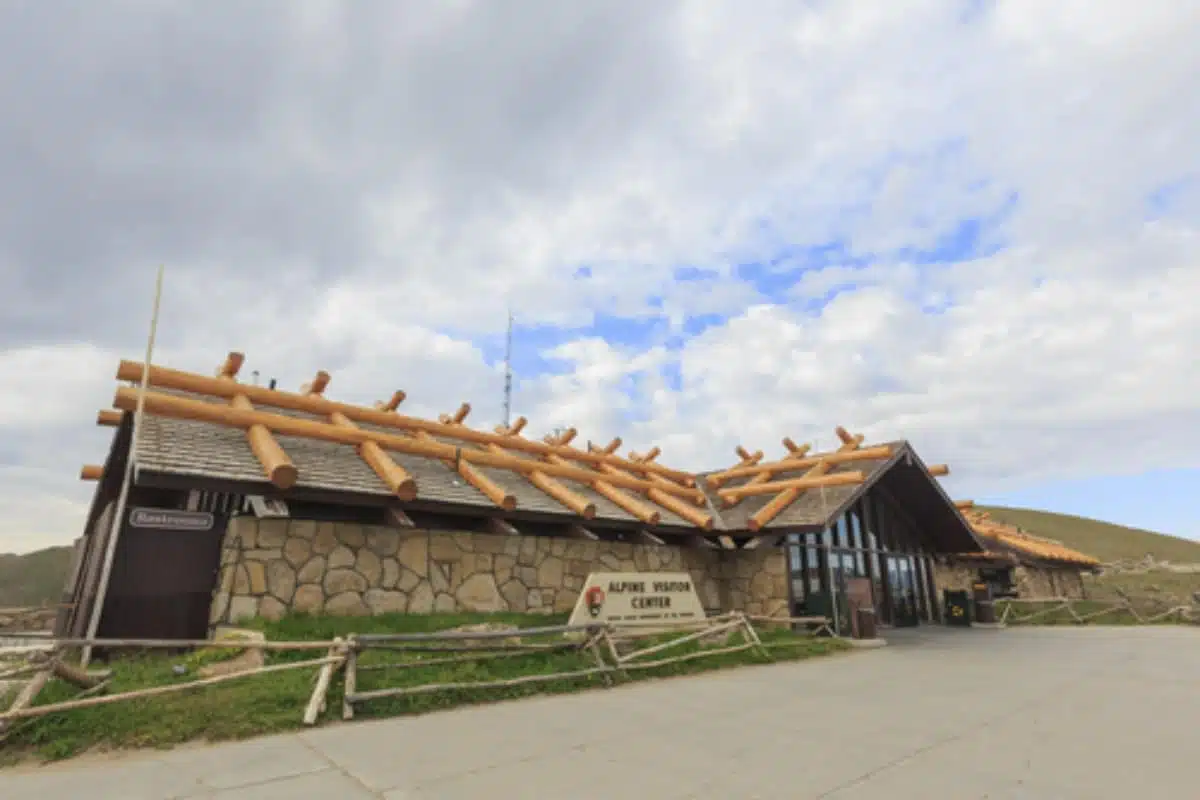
502, 310, 514, 429
81, 266, 165, 667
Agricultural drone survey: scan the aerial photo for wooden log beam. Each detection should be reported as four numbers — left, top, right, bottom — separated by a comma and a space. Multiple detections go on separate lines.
330, 412, 417, 501
745, 435, 863, 531
494, 416, 527, 436
439, 403, 471, 425
589, 458, 713, 530
229, 395, 298, 490
734, 445, 764, 465
718, 470, 866, 502
96, 410, 122, 427
495, 422, 637, 523
543, 452, 662, 525
566, 523, 598, 541
386, 507, 415, 528
411, 430, 516, 511
213, 352, 298, 490
705, 443, 890, 486
116, 360, 696, 486
710, 434, 816, 491
486, 443, 595, 518
598, 438, 622, 455
113, 387, 701, 501
216, 352, 245, 379
488, 517, 521, 536
927, 464, 950, 477
630, 529, 665, 546
375, 391, 406, 412
301, 371, 331, 396
80, 465, 104, 481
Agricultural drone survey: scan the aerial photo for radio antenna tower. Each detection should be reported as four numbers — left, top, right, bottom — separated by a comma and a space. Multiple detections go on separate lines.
502, 310, 514, 429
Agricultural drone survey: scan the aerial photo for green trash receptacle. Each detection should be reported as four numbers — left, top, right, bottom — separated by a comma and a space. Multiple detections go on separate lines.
944, 590, 972, 627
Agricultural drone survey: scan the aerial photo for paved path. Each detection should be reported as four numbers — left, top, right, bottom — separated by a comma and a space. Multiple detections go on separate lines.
2, 626, 1198, 798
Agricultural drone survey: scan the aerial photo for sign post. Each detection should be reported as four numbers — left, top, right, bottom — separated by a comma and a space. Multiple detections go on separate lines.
567, 573, 706, 630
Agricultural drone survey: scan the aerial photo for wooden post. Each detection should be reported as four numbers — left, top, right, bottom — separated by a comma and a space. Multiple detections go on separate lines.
82, 265, 164, 668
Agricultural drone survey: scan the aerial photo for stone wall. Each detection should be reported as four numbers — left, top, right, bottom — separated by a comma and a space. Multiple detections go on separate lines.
209, 517, 790, 627
0, 606, 58, 634
1014, 566, 1085, 599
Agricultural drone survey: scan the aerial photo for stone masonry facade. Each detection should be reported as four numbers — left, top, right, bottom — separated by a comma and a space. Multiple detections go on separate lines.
209, 517, 790, 628
934, 560, 1086, 606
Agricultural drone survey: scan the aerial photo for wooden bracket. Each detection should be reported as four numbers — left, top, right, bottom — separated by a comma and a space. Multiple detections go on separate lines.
488, 517, 521, 537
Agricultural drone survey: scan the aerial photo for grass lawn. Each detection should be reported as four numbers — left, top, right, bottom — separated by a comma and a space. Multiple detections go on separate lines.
1, 612, 848, 766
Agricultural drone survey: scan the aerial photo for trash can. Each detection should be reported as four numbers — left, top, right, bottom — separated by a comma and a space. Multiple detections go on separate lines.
943, 590, 972, 627
972, 582, 996, 624
855, 607, 878, 640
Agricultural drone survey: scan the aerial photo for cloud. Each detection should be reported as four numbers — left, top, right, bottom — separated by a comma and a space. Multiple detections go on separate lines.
0, 0, 1197, 551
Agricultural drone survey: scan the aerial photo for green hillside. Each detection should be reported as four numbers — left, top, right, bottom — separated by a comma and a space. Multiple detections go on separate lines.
0, 545, 73, 607
979, 506, 1200, 564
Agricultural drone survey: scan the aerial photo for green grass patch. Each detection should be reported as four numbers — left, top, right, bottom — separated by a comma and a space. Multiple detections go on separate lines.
1, 613, 847, 766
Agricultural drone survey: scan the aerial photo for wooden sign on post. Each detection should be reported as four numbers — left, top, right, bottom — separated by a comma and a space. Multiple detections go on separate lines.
567, 572, 706, 629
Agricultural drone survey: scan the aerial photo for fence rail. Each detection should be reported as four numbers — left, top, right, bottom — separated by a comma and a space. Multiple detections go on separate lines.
995, 597, 1196, 626
1, 612, 834, 736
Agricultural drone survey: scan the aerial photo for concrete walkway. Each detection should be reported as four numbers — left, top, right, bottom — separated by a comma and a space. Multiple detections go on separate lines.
2, 625, 1198, 799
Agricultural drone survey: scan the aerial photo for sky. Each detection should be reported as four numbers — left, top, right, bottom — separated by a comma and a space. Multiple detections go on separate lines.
0, 0, 1197, 554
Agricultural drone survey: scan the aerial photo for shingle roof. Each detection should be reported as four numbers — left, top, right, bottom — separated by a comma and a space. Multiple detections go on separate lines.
88, 353, 975, 540
959, 511, 1101, 568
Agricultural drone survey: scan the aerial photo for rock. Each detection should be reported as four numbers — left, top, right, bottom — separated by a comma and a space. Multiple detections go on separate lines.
429, 534, 463, 562
397, 566, 422, 593
429, 562, 451, 593
209, 591, 230, 624
381, 558, 401, 589
397, 533, 428, 577
495, 554, 516, 584
364, 589, 407, 614
258, 595, 288, 621
298, 555, 326, 585
356, 549, 383, 587
293, 584, 324, 614
245, 561, 268, 595
232, 564, 250, 594
336, 523, 366, 549
516, 566, 538, 586
228, 596, 259, 623
408, 581, 435, 613
198, 647, 264, 678
257, 519, 289, 548
234, 519, 258, 549
500, 579, 527, 611
312, 523, 338, 555
455, 573, 504, 612
324, 569, 368, 595
434, 593, 456, 612
527, 588, 543, 608
267, 560, 297, 603
537, 556, 565, 588
326, 591, 369, 616
366, 527, 399, 557
328, 545, 356, 570
283, 536, 311, 568
518, 536, 538, 566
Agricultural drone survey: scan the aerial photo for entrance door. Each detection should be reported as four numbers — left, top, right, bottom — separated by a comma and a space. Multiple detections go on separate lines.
885, 555, 920, 627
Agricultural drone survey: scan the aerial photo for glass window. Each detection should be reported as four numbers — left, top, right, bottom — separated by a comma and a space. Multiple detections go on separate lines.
788, 544, 802, 571
862, 498, 879, 550
855, 551, 866, 577
821, 527, 833, 547
873, 498, 890, 552
849, 505, 864, 549
835, 514, 850, 548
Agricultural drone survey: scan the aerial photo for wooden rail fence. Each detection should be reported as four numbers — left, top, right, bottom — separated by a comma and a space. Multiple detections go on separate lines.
0, 612, 835, 735
995, 597, 1196, 626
